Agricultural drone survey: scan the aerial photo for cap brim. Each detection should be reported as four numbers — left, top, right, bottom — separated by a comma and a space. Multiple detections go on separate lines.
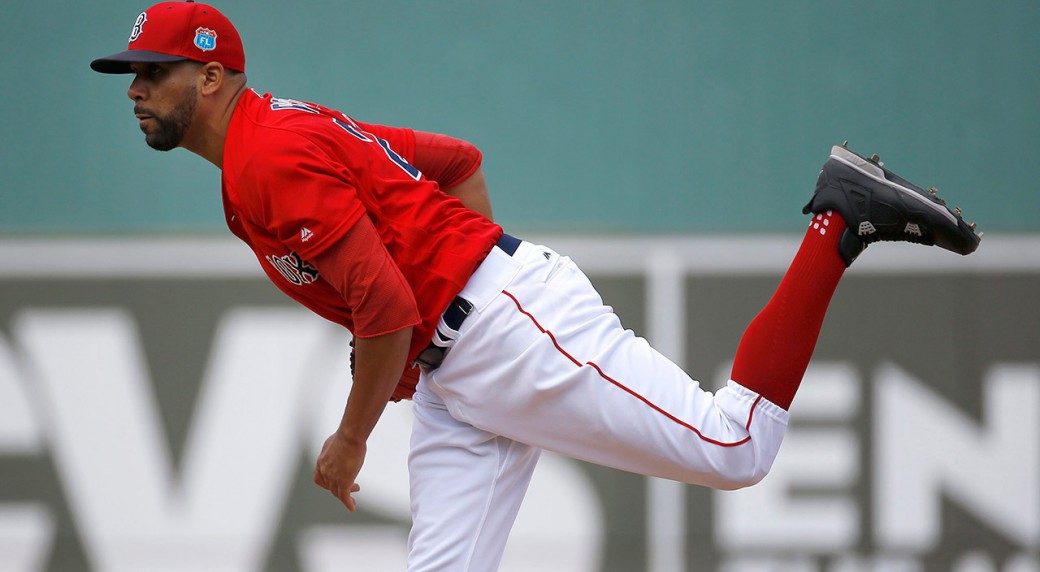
90, 50, 188, 74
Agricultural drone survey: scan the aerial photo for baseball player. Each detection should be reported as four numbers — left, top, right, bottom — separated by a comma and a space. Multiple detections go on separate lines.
90, 2, 981, 569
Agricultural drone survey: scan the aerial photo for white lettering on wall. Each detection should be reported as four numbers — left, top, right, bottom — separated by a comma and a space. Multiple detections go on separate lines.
0, 335, 53, 572
874, 363, 1040, 550
14, 308, 330, 572
714, 363, 861, 550
0, 336, 42, 453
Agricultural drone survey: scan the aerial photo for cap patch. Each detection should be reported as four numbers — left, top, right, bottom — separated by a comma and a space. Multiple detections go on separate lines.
194, 27, 217, 52
129, 12, 147, 43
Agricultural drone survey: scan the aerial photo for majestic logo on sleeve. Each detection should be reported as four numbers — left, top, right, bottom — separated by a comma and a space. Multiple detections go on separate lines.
265, 252, 319, 286
129, 12, 147, 42
194, 27, 217, 52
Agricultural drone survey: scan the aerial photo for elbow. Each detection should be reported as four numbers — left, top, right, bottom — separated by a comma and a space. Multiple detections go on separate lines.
453, 138, 482, 174
679, 439, 779, 491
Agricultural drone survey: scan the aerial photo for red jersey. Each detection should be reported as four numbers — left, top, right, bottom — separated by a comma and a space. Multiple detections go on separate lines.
221, 89, 502, 394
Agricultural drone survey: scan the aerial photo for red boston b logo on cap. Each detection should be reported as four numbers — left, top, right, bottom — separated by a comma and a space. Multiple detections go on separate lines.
90, 1, 245, 74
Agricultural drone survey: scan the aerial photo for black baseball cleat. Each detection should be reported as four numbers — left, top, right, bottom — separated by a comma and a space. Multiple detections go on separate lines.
802, 143, 982, 266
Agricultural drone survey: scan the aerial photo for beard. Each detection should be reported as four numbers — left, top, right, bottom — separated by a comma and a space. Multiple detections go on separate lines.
140, 84, 198, 151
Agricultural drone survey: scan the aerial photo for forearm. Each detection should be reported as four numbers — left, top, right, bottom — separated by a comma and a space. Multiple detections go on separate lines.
310, 222, 418, 511
337, 327, 414, 445
313, 325, 413, 512
442, 167, 493, 221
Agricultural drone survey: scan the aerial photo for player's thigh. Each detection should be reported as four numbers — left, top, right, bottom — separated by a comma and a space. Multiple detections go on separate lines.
426, 256, 786, 487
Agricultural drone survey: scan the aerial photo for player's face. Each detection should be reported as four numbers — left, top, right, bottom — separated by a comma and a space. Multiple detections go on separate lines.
127, 62, 200, 151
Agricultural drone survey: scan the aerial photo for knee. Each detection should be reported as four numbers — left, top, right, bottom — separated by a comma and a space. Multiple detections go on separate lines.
678, 444, 778, 491
707, 462, 771, 491
697, 384, 789, 489
712, 468, 768, 491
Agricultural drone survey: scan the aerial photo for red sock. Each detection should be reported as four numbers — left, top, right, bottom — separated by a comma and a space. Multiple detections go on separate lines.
730, 210, 848, 410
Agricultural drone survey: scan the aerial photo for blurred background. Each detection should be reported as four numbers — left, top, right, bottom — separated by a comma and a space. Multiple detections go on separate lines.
1, 1, 1037, 571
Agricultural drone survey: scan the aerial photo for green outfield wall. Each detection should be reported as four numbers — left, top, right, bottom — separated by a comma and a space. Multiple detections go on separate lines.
3, 0, 1037, 235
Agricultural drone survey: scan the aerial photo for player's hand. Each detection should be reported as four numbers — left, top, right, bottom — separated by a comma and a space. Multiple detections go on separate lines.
313, 431, 366, 512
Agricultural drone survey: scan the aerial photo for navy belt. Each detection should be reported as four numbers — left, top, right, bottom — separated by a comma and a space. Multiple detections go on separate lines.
416, 233, 519, 370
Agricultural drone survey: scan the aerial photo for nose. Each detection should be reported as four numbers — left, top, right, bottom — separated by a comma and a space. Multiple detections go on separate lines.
127, 75, 145, 101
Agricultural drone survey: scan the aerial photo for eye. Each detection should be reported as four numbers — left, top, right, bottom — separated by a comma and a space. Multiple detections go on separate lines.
131, 63, 162, 79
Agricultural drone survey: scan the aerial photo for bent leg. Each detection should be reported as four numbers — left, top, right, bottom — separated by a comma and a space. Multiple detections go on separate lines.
425, 244, 789, 490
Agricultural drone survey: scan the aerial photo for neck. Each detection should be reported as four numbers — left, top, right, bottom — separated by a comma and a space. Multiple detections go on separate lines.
181, 83, 249, 169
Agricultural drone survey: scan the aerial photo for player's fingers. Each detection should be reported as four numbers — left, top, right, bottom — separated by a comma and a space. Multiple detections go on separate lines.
329, 482, 357, 513
313, 467, 328, 489
339, 483, 360, 512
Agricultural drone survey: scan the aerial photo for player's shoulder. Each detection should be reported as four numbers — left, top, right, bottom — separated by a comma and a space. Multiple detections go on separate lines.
238, 90, 345, 130
231, 90, 355, 159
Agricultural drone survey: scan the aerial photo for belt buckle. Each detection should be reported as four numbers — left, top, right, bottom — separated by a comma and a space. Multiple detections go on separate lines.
442, 296, 474, 331
419, 296, 474, 371
416, 345, 446, 370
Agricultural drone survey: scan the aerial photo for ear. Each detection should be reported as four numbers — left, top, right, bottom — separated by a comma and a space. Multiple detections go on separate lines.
198, 62, 225, 96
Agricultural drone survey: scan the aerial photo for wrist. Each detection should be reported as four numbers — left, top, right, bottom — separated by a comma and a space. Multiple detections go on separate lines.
335, 426, 368, 448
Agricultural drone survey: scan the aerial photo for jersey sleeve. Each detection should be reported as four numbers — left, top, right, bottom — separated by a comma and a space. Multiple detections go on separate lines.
354, 122, 483, 190
239, 132, 366, 260
411, 130, 483, 190
311, 215, 421, 339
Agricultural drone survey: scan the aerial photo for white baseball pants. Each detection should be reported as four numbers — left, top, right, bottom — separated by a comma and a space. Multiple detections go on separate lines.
407, 239, 790, 571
